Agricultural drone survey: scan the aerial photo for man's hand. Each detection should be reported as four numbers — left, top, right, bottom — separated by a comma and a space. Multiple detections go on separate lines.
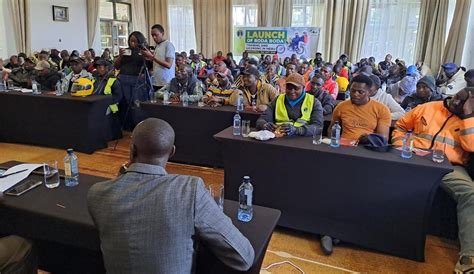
256, 104, 267, 112
119, 48, 125, 57
141, 49, 154, 61
263, 122, 277, 131
281, 124, 304, 136
170, 93, 180, 101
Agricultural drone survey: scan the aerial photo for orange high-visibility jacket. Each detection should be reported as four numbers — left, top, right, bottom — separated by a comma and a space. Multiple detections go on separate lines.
392, 101, 474, 166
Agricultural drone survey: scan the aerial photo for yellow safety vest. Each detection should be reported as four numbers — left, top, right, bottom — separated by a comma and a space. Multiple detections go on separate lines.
93, 77, 119, 113
275, 93, 314, 127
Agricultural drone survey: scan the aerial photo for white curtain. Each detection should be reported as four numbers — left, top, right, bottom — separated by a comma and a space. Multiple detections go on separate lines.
169, 0, 197, 53
257, 0, 292, 27
87, 0, 100, 48
443, 0, 472, 66
461, 0, 474, 68
131, 0, 147, 35
7, 0, 30, 55
360, 0, 421, 64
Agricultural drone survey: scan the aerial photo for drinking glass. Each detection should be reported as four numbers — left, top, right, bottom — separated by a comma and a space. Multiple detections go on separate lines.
44, 160, 60, 188
432, 142, 446, 163
241, 120, 251, 137
208, 184, 224, 210
313, 126, 323, 145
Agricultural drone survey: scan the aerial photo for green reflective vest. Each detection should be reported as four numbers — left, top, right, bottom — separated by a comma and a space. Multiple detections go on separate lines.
275, 93, 314, 127
94, 77, 119, 113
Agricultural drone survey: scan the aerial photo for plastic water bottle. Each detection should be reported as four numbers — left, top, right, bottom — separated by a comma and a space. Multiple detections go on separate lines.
64, 148, 79, 186
55, 81, 62, 96
237, 91, 244, 112
401, 131, 413, 159
32, 80, 39, 94
233, 112, 241, 135
330, 121, 341, 147
163, 90, 170, 104
344, 91, 350, 100
238, 176, 253, 222
182, 91, 189, 107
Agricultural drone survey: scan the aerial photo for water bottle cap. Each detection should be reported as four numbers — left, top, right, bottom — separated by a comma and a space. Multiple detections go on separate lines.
67, 148, 74, 153
243, 175, 250, 180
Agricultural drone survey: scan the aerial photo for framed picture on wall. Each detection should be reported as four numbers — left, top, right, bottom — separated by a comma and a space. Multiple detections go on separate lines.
52, 6, 69, 22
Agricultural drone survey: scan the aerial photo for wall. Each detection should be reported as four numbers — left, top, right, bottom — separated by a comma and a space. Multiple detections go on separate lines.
0, 1, 18, 59
29, 0, 94, 53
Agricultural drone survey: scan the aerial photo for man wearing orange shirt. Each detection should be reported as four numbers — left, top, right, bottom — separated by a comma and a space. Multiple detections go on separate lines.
328, 74, 391, 141
320, 63, 339, 100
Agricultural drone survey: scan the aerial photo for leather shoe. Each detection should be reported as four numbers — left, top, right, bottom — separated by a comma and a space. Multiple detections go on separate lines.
455, 256, 474, 273
320, 235, 333, 255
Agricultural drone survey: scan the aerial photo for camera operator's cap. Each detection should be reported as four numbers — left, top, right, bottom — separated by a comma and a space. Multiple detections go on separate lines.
34, 60, 51, 71
442, 63, 458, 74
93, 58, 109, 67
69, 56, 84, 64
241, 66, 260, 78
285, 73, 305, 88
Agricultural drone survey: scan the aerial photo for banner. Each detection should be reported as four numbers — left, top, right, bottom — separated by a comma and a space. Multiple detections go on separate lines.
233, 27, 320, 59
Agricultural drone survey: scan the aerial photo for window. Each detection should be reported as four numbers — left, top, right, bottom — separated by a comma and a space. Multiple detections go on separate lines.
361, 0, 421, 64
461, 2, 474, 68
291, 0, 325, 27
168, 0, 197, 53
233, 0, 258, 27
99, 0, 132, 56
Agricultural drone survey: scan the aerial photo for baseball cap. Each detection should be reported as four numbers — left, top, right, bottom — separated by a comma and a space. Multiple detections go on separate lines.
35, 60, 51, 71
69, 56, 84, 64
406, 65, 417, 75
241, 66, 260, 78
442, 63, 458, 74
285, 73, 305, 88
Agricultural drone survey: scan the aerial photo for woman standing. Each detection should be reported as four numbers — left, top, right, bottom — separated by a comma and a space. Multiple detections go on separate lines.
114, 31, 152, 130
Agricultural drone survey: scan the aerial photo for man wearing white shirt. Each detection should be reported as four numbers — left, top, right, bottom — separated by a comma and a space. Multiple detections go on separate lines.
368, 74, 405, 120
142, 24, 175, 90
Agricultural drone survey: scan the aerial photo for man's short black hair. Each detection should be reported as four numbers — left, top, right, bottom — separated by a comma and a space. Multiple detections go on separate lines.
465, 69, 474, 79
352, 75, 373, 88
151, 24, 165, 34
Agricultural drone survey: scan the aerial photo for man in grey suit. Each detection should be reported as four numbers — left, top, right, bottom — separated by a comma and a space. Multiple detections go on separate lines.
87, 118, 254, 273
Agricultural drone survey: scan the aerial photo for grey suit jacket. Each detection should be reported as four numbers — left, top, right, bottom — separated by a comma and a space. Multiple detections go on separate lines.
87, 163, 254, 274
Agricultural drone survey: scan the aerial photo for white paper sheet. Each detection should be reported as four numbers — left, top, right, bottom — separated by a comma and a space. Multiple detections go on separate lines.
0, 163, 44, 192
21, 88, 33, 93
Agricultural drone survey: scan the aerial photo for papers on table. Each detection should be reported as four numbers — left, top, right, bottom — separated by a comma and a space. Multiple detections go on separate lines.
20, 89, 33, 93
0, 163, 44, 192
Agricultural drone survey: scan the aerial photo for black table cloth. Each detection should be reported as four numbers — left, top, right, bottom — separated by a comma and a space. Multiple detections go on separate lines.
215, 127, 453, 261
0, 161, 280, 274
141, 101, 260, 167
0, 92, 111, 154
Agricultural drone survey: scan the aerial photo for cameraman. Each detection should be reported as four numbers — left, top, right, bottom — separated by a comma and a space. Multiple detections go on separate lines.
114, 31, 151, 130
141, 24, 175, 91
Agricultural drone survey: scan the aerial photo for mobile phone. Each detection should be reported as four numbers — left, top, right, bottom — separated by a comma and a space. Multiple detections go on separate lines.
123, 49, 132, 56
5, 179, 42, 196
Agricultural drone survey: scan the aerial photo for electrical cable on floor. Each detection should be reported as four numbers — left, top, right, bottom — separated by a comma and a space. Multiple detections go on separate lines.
261, 260, 305, 274
265, 249, 358, 273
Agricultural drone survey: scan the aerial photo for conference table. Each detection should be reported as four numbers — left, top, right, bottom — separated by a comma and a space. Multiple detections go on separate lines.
141, 101, 261, 167
0, 161, 280, 274
0, 91, 112, 154
215, 127, 453, 261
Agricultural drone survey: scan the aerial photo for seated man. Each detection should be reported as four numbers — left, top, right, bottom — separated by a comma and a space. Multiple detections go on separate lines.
88, 118, 254, 273
298, 61, 312, 82
264, 64, 280, 89
8, 58, 36, 88
306, 74, 336, 115
368, 74, 405, 120
329, 74, 391, 141
61, 56, 93, 93
228, 66, 278, 112
401, 75, 443, 110
388, 75, 417, 104
190, 53, 207, 76
156, 64, 203, 103
277, 63, 297, 94
93, 58, 123, 140
0, 235, 37, 273
319, 63, 338, 100
256, 73, 323, 136
438, 63, 467, 96
34, 60, 61, 91
203, 72, 238, 106
416, 60, 433, 77
392, 88, 474, 273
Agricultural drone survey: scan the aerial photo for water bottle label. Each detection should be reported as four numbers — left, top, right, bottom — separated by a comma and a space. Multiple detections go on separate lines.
409, 140, 414, 151
64, 163, 72, 176
244, 189, 252, 206
71, 161, 78, 174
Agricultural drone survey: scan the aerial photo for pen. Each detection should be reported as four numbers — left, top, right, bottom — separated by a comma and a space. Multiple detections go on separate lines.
0, 168, 29, 178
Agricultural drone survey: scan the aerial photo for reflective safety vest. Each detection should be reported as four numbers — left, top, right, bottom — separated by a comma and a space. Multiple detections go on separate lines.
275, 93, 314, 127
94, 77, 119, 113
